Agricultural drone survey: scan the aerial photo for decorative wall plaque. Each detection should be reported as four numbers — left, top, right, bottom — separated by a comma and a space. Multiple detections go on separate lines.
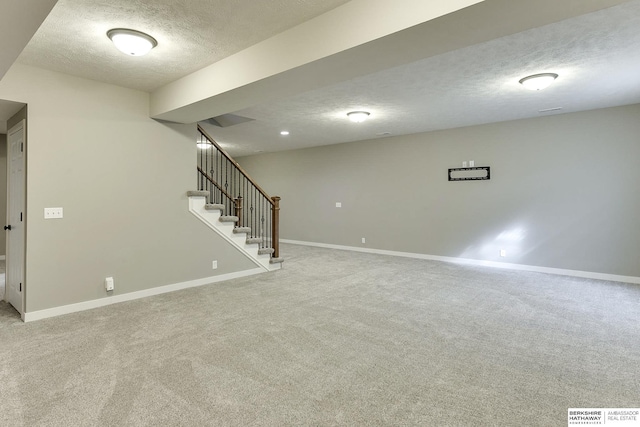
448, 166, 490, 181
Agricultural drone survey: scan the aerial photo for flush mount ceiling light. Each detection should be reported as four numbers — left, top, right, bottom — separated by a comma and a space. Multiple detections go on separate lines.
519, 73, 558, 91
347, 111, 370, 123
107, 28, 157, 56
280, 131, 290, 136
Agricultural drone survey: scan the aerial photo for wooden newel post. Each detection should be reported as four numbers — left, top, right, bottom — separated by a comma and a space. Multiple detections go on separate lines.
234, 196, 243, 227
271, 196, 281, 258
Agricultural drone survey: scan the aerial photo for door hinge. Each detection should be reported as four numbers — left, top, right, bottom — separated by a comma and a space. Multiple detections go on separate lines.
21, 142, 24, 152
19, 283, 22, 292
20, 212, 23, 222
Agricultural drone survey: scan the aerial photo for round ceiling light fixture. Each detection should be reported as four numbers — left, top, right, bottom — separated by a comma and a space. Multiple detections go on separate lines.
519, 73, 558, 91
347, 111, 370, 123
107, 28, 158, 56
196, 139, 212, 149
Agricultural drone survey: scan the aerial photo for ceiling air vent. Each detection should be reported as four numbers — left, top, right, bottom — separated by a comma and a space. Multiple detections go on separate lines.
202, 114, 255, 128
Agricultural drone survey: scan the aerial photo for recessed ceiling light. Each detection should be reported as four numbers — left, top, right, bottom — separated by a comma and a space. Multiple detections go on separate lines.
347, 111, 370, 123
519, 73, 558, 91
280, 131, 290, 136
107, 28, 157, 56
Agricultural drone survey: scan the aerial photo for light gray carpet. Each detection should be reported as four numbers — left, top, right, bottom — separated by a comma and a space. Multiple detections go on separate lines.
0, 244, 638, 426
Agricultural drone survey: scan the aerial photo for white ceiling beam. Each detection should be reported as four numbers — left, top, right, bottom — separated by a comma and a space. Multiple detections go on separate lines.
149, 0, 483, 122
0, 0, 58, 81
150, 0, 629, 124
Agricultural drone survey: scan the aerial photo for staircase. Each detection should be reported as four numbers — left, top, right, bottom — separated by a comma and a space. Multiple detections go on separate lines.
189, 125, 283, 271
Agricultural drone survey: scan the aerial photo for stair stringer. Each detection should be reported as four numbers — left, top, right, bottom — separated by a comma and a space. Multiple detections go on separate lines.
188, 194, 281, 272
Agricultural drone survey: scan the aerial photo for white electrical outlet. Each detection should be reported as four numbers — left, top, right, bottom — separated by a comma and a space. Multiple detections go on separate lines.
361, 237, 366, 244
469, 160, 475, 167
44, 207, 64, 219
462, 161, 468, 167
105, 277, 114, 291
212, 260, 218, 270
500, 249, 506, 257
335, 202, 342, 208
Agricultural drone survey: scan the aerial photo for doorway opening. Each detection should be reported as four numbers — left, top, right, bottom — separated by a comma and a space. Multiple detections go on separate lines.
1, 99, 27, 319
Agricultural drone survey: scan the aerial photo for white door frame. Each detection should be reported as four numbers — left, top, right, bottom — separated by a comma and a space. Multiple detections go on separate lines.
6, 119, 26, 318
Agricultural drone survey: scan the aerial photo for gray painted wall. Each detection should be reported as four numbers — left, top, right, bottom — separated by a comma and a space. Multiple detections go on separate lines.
0, 64, 256, 313
0, 133, 5, 255
238, 104, 640, 278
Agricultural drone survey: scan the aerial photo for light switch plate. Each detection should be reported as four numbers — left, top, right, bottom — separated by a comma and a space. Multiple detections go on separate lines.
44, 207, 63, 219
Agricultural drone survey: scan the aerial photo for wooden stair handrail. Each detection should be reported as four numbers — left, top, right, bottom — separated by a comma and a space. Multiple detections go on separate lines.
198, 124, 275, 207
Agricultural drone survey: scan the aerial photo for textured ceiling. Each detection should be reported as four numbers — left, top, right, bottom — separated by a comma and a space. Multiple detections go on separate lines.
7, 0, 640, 156
202, 0, 640, 156
16, 0, 350, 92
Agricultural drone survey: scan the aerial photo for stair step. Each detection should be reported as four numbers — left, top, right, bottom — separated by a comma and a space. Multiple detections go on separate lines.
187, 190, 209, 197
205, 204, 225, 211
219, 216, 238, 223
188, 192, 282, 272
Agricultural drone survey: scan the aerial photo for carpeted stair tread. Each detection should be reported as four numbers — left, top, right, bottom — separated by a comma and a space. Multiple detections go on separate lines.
233, 227, 251, 234
205, 204, 225, 211
246, 237, 262, 245
187, 190, 209, 197
269, 257, 284, 264
258, 248, 274, 255
219, 216, 238, 223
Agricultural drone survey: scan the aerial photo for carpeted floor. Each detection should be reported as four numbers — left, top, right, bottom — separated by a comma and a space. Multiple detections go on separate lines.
0, 244, 638, 426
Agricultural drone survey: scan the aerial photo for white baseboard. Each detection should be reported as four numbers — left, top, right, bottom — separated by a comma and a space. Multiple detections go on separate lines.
23, 268, 265, 322
281, 239, 640, 285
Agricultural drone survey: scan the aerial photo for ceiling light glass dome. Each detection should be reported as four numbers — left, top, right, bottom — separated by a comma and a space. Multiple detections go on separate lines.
519, 73, 558, 91
347, 111, 370, 123
107, 28, 157, 56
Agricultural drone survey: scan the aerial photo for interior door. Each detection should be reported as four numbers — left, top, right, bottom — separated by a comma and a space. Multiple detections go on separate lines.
6, 119, 25, 316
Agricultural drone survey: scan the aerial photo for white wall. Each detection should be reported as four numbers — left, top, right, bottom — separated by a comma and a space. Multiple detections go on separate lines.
238, 104, 640, 279
0, 64, 256, 313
